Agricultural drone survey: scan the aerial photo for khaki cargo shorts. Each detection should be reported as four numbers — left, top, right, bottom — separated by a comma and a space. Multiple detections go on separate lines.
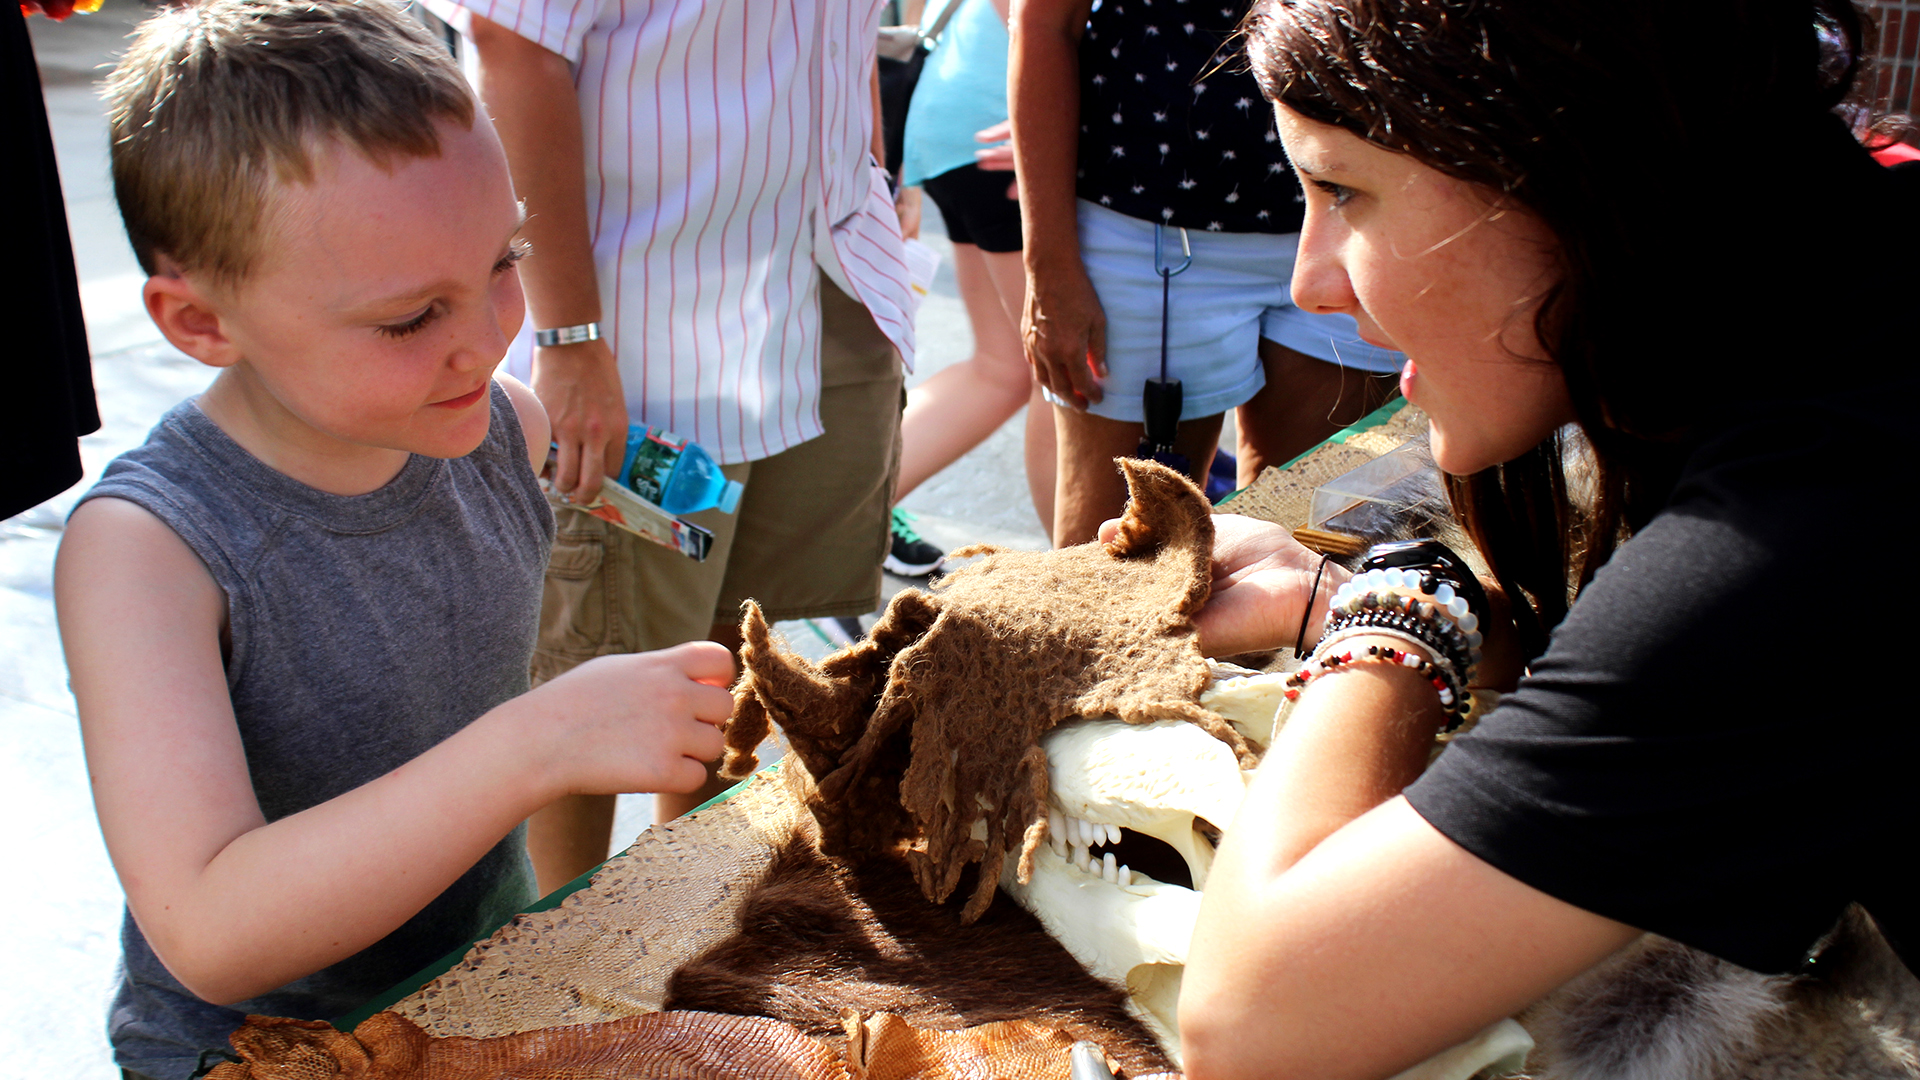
531, 279, 904, 685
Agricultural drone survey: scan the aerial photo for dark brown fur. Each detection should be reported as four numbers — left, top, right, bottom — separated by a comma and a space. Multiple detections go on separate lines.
722, 460, 1251, 920
663, 832, 1174, 1079
1520, 908, 1920, 1080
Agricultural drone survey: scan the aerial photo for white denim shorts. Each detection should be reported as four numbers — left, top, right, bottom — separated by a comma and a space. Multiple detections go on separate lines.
1056, 199, 1402, 424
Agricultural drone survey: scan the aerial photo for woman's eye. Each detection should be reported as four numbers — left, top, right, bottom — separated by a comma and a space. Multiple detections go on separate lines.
1312, 179, 1356, 207
375, 306, 438, 339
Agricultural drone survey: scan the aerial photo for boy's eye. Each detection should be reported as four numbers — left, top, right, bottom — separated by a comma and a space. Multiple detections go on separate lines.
494, 242, 530, 275
375, 305, 438, 339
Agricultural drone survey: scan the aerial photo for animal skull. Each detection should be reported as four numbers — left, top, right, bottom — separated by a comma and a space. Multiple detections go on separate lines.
1000, 662, 1533, 1079
997, 662, 1282, 1052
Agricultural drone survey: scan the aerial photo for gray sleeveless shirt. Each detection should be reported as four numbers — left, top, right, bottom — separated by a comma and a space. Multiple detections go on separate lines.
79, 384, 552, 1080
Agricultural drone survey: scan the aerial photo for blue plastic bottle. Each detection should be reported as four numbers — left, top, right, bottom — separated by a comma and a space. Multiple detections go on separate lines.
616, 424, 743, 515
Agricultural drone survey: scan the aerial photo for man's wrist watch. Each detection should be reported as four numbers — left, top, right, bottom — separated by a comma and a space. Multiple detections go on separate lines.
534, 322, 602, 348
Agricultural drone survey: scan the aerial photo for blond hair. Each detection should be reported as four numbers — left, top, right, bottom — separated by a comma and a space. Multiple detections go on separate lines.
105, 0, 475, 283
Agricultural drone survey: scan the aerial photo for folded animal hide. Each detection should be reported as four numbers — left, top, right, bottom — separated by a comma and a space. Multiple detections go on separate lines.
664, 830, 1175, 1077
723, 460, 1253, 921
202, 1007, 1109, 1080
1521, 906, 1920, 1080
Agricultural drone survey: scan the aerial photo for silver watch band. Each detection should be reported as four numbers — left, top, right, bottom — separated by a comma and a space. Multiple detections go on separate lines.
533, 321, 602, 347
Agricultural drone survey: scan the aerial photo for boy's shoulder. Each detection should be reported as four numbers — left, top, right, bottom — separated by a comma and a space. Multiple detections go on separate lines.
79, 383, 548, 591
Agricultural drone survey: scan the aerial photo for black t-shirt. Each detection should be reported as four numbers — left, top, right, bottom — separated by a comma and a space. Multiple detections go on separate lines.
1075, 0, 1303, 234
1406, 374, 1920, 975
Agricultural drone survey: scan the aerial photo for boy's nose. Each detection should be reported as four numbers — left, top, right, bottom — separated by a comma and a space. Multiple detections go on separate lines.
453, 280, 525, 372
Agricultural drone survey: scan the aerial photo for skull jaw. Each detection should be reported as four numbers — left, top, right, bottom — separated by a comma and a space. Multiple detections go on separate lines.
1002, 668, 1536, 1079
999, 847, 1203, 1061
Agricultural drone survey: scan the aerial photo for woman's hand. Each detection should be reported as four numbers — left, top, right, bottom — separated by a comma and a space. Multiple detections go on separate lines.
1200, 515, 1347, 656
1022, 260, 1108, 407
1100, 513, 1346, 656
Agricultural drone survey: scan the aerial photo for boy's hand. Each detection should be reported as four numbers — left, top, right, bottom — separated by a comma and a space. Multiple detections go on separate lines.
525, 641, 736, 796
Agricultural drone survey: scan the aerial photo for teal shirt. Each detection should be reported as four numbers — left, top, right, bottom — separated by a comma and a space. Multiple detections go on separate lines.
899, 0, 1009, 188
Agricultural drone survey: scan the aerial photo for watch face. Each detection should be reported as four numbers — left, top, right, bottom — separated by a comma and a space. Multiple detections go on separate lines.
1360, 538, 1459, 572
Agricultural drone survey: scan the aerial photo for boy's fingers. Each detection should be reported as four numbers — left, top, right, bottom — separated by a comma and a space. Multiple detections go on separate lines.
665, 755, 711, 794
672, 640, 737, 685
691, 683, 736, 724
690, 723, 725, 760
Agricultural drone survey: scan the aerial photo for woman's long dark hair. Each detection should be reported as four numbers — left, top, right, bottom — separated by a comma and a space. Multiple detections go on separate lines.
1244, 0, 1884, 655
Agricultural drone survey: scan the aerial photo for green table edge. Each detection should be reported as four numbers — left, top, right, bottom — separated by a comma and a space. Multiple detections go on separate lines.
333, 763, 778, 1030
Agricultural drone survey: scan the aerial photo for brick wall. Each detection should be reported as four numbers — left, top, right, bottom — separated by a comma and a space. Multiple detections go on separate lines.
1863, 0, 1919, 118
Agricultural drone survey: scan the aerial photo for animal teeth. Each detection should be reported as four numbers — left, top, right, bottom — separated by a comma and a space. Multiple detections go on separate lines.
1049, 808, 1065, 845
1118, 865, 1132, 887
1103, 852, 1118, 883
1076, 846, 1093, 873
1105, 822, 1122, 846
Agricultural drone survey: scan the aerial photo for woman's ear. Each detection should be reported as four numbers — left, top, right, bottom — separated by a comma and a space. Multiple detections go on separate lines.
143, 263, 242, 369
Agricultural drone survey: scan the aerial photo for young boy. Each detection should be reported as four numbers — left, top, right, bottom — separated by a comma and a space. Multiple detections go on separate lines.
54, 3, 735, 1077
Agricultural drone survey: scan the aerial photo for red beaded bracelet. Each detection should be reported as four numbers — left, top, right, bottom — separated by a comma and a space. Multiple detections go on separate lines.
1282, 642, 1463, 723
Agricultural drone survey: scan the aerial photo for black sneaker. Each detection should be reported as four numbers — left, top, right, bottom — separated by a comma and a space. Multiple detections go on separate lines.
884, 508, 946, 577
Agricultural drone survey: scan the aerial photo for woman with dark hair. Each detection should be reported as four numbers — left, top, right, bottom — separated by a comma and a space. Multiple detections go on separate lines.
1170, 1, 1920, 1076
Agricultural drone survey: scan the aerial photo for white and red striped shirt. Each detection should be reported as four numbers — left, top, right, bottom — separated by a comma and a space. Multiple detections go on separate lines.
427, 0, 917, 464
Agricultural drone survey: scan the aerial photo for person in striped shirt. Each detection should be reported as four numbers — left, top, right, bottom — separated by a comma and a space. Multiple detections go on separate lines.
427, 0, 919, 891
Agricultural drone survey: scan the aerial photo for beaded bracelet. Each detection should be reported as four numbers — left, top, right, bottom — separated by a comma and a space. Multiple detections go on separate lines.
1331, 567, 1485, 640
1314, 623, 1467, 718
1283, 641, 1470, 728
1322, 579, 1484, 682
1321, 601, 1477, 688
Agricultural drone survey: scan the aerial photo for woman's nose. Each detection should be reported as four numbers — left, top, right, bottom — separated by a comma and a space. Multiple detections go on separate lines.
1288, 225, 1358, 317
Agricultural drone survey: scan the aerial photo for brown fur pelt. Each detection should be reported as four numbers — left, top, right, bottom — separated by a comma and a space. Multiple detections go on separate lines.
663, 831, 1175, 1078
722, 459, 1252, 921
1520, 907, 1920, 1079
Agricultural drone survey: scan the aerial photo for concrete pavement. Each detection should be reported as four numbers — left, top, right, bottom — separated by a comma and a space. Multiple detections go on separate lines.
7, 3, 1046, 1072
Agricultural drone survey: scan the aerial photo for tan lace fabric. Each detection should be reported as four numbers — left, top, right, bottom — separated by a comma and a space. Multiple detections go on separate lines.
204, 1009, 1103, 1080
389, 770, 805, 1038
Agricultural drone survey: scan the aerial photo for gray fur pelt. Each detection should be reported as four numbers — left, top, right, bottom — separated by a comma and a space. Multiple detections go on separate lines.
1517, 906, 1920, 1079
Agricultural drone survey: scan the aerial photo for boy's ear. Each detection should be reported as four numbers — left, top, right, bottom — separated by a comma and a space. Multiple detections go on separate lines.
143, 267, 243, 370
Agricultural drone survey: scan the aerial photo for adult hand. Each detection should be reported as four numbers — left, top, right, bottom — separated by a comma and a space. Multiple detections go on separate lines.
895, 185, 923, 241
973, 121, 1020, 200
1103, 513, 1346, 656
1022, 261, 1107, 407
526, 641, 737, 797
1198, 516, 1348, 656
533, 338, 628, 503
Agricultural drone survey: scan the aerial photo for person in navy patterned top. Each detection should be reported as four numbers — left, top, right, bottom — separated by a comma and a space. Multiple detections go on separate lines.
1075, 0, 1302, 233
1012, 0, 1403, 547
